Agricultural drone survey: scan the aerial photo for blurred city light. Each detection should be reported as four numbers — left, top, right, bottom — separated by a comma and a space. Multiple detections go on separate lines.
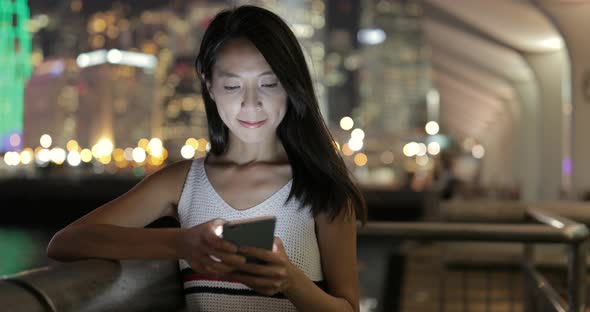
472, 144, 485, 159
9, 134, 21, 147
113, 148, 125, 162
4, 152, 20, 166
19, 148, 33, 165
35, 148, 50, 165
50, 148, 66, 164
40, 134, 52, 148
186, 138, 199, 150
138, 138, 149, 149
66, 140, 79, 152
351, 128, 365, 140
92, 138, 114, 158
403, 142, 419, 157
416, 143, 427, 156
80, 149, 93, 163
67, 150, 81, 166
76, 50, 107, 68
354, 153, 368, 166
340, 116, 354, 130
132, 147, 147, 163
180, 145, 195, 159
425, 121, 439, 135
106, 49, 123, 63
341, 143, 354, 156
197, 138, 209, 152
123, 148, 134, 161
76, 49, 157, 69
357, 28, 386, 45
427, 142, 441, 155
348, 137, 364, 152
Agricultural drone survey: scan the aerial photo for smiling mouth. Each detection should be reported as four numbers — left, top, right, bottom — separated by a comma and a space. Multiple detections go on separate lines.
238, 119, 267, 128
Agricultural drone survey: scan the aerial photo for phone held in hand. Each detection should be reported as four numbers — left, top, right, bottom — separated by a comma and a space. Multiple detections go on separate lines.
220, 215, 277, 264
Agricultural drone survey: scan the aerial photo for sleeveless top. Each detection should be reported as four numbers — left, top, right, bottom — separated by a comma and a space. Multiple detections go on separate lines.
177, 157, 325, 311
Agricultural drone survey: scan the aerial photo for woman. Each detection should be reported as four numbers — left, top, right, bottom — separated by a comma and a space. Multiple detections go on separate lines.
47, 5, 366, 312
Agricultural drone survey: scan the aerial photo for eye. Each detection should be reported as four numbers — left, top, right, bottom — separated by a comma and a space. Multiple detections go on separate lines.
224, 86, 240, 91
262, 83, 278, 88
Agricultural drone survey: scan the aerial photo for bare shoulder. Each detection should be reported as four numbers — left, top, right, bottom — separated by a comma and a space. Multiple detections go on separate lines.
147, 159, 194, 188
138, 158, 195, 206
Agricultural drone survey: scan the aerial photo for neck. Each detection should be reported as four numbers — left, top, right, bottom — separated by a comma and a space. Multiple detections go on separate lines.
217, 133, 288, 165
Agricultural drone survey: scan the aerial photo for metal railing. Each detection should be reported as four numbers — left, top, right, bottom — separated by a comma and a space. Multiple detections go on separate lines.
1, 208, 587, 312
358, 207, 589, 312
0, 259, 186, 312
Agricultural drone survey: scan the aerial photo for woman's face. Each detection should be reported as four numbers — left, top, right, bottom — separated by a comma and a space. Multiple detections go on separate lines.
207, 38, 288, 145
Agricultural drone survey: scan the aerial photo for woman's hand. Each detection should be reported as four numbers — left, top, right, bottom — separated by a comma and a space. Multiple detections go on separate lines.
225, 237, 297, 296
179, 218, 246, 278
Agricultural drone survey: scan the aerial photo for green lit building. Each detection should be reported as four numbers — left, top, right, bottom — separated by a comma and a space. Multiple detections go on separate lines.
0, 0, 32, 152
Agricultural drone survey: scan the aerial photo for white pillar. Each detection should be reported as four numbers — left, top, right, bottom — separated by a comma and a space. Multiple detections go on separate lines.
535, 1, 590, 199
523, 50, 568, 200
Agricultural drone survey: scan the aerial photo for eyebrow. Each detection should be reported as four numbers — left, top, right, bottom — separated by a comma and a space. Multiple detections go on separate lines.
217, 70, 275, 78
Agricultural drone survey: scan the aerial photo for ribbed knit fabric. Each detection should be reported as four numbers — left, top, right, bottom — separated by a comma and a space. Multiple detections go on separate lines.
177, 157, 324, 311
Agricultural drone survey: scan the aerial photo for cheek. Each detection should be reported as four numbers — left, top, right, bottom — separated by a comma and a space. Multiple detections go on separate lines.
215, 101, 238, 124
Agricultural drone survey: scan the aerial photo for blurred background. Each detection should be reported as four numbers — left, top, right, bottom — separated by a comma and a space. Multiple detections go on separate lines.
2, 0, 590, 311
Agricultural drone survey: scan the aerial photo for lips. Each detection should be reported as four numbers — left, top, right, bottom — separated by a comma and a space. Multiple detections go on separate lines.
238, 119, 267, 128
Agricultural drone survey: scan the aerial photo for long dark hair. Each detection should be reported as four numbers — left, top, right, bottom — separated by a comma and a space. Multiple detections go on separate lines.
195, 5, 366, 224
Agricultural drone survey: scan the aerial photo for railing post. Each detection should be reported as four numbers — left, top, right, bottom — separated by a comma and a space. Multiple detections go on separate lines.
438, 253, 446, 312
523, 243, 536, 312
568, 240, 587, 312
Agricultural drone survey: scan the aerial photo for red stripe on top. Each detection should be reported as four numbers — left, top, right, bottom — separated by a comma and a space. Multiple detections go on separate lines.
183, 274, 241, 284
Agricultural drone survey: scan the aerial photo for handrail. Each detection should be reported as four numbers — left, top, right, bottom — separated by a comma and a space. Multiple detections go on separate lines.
358, 208, 589, 243
0, 259, 186, 312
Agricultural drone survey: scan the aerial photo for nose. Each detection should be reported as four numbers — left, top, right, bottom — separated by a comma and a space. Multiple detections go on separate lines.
241, 85, 262, 111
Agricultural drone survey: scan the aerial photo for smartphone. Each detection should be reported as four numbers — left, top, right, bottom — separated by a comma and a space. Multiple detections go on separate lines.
220, 215, 277, 264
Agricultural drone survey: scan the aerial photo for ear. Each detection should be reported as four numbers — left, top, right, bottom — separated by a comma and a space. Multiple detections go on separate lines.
206, 81, 215, 101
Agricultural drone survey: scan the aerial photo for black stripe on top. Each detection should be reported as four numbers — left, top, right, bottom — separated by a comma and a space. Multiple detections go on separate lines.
181, 268, 327, 299
184, 281, 327, 299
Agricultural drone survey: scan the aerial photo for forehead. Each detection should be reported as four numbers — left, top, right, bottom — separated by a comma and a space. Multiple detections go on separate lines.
213, 38, 272, 76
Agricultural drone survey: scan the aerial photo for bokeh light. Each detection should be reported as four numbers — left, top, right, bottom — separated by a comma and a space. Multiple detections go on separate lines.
40, 134, 52, 148
425, 121, 440, 135
181, 145, 195, 159
472, 144, 485, 159
354, 153, 368, 166
340, 116, 354, 130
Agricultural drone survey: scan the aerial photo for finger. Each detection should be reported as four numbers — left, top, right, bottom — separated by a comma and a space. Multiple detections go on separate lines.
205, 233, 238, 253
239, 246, 280, 264
200, 255, 234, 276
209, 250, 247, 266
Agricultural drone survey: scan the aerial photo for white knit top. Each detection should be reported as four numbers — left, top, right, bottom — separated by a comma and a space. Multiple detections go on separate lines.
177, 157, 324, 311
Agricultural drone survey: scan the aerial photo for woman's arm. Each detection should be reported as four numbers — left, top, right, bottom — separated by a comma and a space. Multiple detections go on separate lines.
47, 224, 185, 261
284, 211, 359, 312
46, 160, 192, 261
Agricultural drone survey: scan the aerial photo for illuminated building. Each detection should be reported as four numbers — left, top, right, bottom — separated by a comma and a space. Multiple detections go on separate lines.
0, 0, 32, 152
